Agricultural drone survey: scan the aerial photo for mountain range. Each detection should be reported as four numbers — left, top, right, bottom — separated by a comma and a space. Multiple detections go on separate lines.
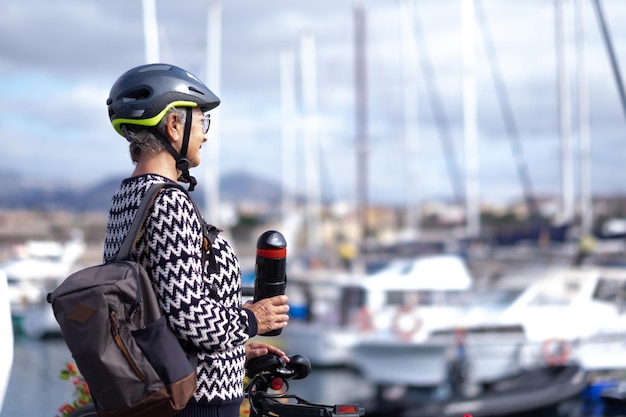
0, 171, 283, 212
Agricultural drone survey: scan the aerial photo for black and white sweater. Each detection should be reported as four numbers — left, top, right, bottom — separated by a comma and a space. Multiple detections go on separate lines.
103, 174, 258, 412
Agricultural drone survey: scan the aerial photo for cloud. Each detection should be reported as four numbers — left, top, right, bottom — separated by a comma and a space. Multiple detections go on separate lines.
1, 0, 626, 208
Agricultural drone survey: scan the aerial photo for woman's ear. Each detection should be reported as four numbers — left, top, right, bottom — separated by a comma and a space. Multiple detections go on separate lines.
164, 112, 182, 143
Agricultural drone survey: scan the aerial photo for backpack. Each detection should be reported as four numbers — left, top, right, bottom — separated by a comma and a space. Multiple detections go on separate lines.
48, 182, 212, 417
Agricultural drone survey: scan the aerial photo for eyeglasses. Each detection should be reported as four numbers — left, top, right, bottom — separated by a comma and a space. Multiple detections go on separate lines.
200, 114, 211, 134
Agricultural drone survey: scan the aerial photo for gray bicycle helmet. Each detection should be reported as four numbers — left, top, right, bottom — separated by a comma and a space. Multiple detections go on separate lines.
106, 63, 221, 191
107, 63, 220, 134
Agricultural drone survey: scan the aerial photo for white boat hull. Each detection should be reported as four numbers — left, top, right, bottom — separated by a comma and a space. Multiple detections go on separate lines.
280, 322, 361, 367
353, 341, 450, 387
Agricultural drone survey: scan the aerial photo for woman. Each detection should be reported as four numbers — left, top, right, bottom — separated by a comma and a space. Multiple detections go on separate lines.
103, 63, 290, 417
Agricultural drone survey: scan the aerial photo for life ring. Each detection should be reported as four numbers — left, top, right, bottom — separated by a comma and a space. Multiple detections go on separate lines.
541, 338, 570, 366
391, 306, 422, 341
353, 307, 374, 332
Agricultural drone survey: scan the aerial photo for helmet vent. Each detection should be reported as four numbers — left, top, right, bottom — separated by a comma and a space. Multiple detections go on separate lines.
188, 86, 205, 96
122, 87, 152, 103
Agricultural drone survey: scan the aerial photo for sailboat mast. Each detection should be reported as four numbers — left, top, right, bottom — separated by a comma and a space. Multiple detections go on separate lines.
354, 4, 369, 239
399, 0, 421, 237
300, 34, 323, 250
576, 0, 592, 236
555, 0, 575, 224
591, 0, 626, 121
142, 0, 159, 63
461, 0, 480, 238
280, 49, 297, 226
475, 0, 538, 218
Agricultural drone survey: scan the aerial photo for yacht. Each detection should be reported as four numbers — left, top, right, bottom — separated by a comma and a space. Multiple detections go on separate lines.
282, 254, 474, 369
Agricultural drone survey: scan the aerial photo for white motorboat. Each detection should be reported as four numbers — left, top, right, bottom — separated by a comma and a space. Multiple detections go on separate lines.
352, 264, 626, 389
357, 254, 474, 343
465, 265, 626, 376
281, 254, 474, 369
1, 232, 86, 337
350, 254, 482, 387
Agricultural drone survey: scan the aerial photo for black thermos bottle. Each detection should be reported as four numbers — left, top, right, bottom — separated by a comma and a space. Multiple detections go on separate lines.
253, 230, 287, 336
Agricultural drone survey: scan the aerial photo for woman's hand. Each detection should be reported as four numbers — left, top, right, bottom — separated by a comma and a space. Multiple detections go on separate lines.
244, 295, 290, 335
245, 341, 290, 363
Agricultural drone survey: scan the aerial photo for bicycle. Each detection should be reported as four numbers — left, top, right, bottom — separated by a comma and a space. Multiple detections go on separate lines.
67, 353, 365, 417
245, 353, 365, 417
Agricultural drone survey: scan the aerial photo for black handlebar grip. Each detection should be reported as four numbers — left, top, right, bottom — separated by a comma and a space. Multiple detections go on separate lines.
286, 354, 311, 380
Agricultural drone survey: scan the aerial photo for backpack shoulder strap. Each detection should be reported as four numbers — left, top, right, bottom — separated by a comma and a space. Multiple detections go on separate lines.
113, 182, 219, 271
114, 183, 183, 261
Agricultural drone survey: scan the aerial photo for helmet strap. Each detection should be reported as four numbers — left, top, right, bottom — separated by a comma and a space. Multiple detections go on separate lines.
151, 107, 197, 191
176, 108, 196, 191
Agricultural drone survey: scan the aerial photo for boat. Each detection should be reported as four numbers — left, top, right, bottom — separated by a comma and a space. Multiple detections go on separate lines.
359, 364, 587, 417
357, 254, 474, 342
4, 233, 86, 306
1, 232, 86, 337
352, 264, 626, 390
279, 269, 365, 367
599, 379, 626, 416
281, 254, 474, 368
348, 254, 475, 381
459, 265, 626, 380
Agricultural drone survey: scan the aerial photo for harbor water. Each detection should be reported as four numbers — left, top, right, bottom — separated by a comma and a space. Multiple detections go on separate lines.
1, 336, 76, 417
0, 335, 614, 417
0, 335, 371, 417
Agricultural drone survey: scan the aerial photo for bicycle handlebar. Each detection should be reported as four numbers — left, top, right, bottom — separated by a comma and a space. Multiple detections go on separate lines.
68, 353, 364, 417
245, 353, 365, 417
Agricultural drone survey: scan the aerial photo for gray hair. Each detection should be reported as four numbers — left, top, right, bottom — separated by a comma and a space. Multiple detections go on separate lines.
124, 107, 188, 163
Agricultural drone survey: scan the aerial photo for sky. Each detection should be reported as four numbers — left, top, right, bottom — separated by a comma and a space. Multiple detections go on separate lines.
2, 0, 626, 207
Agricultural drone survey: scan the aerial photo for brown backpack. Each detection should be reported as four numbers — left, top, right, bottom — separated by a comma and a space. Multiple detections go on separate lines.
48, 183, 208, 417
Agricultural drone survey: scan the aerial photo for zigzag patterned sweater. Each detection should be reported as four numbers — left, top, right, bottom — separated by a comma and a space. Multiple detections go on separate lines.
103, 174, 258, 416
